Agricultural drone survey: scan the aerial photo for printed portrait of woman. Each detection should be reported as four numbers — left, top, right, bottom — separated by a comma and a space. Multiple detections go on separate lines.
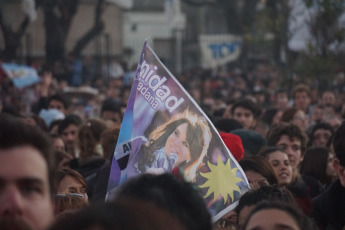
125, 109, 212, 182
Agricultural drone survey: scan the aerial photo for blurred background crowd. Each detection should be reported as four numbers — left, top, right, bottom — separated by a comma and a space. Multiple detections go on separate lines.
1, 0, 345, 230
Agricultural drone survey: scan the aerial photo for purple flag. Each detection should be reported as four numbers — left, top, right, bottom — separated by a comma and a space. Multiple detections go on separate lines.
106, 41, 250, 221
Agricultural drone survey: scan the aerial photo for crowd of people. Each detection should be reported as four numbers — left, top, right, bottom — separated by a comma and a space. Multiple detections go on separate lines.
1, 60, 345, 230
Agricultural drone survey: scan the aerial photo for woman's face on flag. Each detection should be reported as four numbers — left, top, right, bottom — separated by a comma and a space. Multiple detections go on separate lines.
165, 122, 191, 167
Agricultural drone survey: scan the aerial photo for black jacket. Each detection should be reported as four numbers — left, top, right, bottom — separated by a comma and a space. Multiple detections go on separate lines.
311, 179, 345, 230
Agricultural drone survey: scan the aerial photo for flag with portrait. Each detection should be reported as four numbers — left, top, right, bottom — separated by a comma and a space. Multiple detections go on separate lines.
106, 41, 250, 221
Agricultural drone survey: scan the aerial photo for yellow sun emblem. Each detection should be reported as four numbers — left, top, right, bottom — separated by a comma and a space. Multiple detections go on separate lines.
199, 155, 243, 204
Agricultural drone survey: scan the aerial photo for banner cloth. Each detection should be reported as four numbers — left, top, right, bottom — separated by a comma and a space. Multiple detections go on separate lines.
1, 63, 40, 88
106, 41, 249, 221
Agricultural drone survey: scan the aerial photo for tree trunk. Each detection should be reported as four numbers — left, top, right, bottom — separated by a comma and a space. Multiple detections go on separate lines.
0, 2, 30, 62
42, 0, 79, 65
71, 0, 106, 58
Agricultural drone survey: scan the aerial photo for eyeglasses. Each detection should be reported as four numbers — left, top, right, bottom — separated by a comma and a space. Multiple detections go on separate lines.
249, 179, 269, 189
56, 193, 84, 198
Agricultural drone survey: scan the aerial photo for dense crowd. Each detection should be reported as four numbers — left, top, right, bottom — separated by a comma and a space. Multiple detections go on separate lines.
0, 60, 345, 230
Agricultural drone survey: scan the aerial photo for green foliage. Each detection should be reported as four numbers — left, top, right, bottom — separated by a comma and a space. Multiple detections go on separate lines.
294, 0, 345, 90
296, 48, 337, 90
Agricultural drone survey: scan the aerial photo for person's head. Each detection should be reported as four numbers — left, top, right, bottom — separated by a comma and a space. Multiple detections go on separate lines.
323, 105, 336, 118
291, 84, 311, 113
0, 114, 55, 230
242, 201, 310, 230
259, 147, 293, 186
324, 115, 342, 131
23, 114, 49, 132
275, 89, 289, 110
300, 146, 337, 186
58, 115, 82, 156
49, 119, 62, 135
253, 89, 266, 104
54, 150, 73, 170
48, 199, 187, 230
332, 122, 345, 187
236, 186, 295, 228
321, 90, 336, 107
266, 123, 308, 171
281, 108, 308, 130
100, 98, 123, 125
78, 118, 106, 159
239, 156, 278, 190
222, 99, 236, 119
55, 169, 88, 202
262, 108, 283, 126
230, 129, 267, 156
101, 127, 120, 160
231, 99, 261, 130
143, 109, 212, 181
48, 94, 68, 115
51, 134, 65, 152
308, 122, 334, 147
113, 173, 212, 230
309, 104, 324, 123
214, 118, 243, 133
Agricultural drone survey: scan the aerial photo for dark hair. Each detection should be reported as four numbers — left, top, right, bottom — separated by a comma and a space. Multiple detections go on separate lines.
53, 149, 73, 169
262, 108, 281, 126
230, 129, 267, 156
214, 118, 243, 133
55, 169, 88, 193
29, 114, 49, 132
308, 122, 334, 147
281, 107, 299, 123
332, 122, 345, 166
275, 89, 288, 96
242, 201, 311, 230
266, 122, 308, 155
101, 127, 120, 160
101, 98, 122, 114
139, 109, 211, 182
113, 173, 212, 230
0, 114, 55, 198
300, 146, 333, 185
236, 185, 295, 217
39, 63, 52, 75
231, 99, 261, 119
291, 84, 310, 99
48, 199, 187, 230
78, 119, 106, 159
239, 156, 278, 186
58, 114, 82, 135
49, 119, 62, 133
258, 146, 287, 159
48, 94, 69, 110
